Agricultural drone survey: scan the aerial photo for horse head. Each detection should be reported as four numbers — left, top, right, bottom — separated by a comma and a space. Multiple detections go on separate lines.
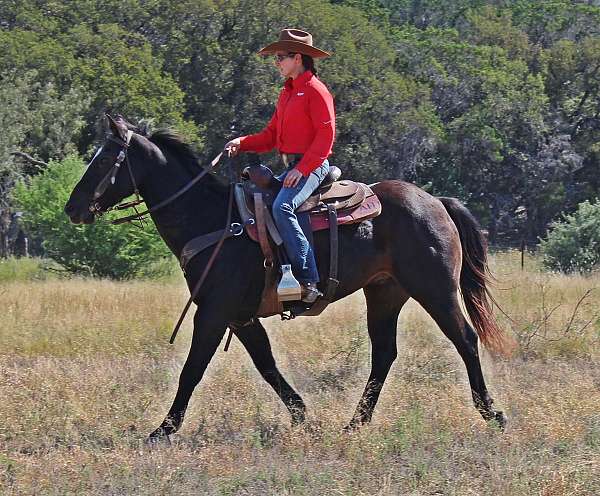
65, 114, 148, 224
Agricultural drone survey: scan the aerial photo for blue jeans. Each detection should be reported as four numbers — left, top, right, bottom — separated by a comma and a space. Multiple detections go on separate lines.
273, 160, 330, 284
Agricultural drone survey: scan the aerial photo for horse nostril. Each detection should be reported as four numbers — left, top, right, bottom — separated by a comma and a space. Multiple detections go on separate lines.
64, 202, 76, 216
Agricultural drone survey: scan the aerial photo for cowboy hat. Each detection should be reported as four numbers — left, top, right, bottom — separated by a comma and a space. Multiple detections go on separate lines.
258, 28, 330, 58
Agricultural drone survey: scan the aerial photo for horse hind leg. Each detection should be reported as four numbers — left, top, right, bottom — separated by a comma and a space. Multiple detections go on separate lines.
345, 281, 409, 430
233, 320, 306, 425
418, 294, 507, 428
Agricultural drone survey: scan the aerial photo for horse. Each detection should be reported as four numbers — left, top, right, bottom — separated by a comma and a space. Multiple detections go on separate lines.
65, 115, 509, 443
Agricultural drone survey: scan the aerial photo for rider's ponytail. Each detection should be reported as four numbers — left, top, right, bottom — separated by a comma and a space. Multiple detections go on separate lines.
301, 54, 317, 77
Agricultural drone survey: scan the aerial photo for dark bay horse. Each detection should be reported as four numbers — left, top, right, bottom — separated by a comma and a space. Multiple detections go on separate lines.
65, 115, 508, 443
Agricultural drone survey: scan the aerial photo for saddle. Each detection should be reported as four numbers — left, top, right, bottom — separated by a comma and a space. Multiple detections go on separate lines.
237, 164, 381, 237
234, 164, 382, 319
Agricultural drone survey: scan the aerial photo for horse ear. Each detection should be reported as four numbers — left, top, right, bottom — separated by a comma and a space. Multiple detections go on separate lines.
105, 113, 126, 140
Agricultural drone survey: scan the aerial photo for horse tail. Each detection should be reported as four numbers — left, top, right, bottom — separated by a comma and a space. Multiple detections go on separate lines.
438, 197, 511, 355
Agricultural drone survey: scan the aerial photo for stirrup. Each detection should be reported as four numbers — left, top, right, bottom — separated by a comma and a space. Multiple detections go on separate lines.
277, 264, 302, 301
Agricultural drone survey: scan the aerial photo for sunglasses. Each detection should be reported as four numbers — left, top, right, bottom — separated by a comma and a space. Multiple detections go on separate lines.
274, 53, 297, 62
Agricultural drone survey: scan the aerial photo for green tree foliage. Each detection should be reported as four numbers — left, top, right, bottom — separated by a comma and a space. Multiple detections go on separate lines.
509, 0, 600, 46
1, 0, 600, 263
144, 0, 440, 181
393, 25, 563, 236
542, 37, 600, 175
0, 69, 89, 248
389, 2, 600, 243
0, 23, 198, 151
64, 24, 198, 145
540, 199, 600, 273
463, 6, 533, 61
0, 70, 89, 162
12, 156, 172, 279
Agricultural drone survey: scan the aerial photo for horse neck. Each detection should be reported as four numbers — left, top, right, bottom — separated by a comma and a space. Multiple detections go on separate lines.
133, 140, 230, 257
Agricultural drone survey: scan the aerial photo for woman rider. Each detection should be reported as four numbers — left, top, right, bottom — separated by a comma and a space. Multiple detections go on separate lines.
224, 29, 335, 303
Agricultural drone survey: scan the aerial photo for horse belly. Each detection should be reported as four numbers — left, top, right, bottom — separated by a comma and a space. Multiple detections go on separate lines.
312, 218, 392, 300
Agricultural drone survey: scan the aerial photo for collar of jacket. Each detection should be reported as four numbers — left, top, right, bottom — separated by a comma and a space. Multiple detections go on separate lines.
284, 70, 313, 91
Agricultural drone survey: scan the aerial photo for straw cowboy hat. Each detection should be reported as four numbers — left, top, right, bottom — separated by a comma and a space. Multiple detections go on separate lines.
258, 28, 330, 58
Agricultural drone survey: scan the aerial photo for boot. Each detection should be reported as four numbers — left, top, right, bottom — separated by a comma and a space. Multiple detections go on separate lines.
300, 282, 322, 303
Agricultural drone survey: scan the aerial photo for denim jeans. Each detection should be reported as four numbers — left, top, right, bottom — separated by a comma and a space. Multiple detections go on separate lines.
272, 160, 330, 284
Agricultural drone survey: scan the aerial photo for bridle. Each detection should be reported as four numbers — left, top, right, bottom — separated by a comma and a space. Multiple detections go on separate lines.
89, 130, 146, 221
89, 130, 223, 225
90, 130, 137, 210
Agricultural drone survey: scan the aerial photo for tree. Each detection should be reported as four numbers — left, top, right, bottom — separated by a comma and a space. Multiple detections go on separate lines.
2, 0, 600, 250
378, 0, 487, 29
462, 6, 533, 61
0, 69, 90, 256
0, 24, 199, 153
509, 1, 600, 47
391, 23, 585, 242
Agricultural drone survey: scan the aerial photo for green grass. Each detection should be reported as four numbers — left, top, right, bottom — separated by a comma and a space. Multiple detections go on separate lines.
0, 257, 62, 282
0, 256, 180, 283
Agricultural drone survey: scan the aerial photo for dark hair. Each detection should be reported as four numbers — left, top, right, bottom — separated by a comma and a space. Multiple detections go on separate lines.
301, 54, 317, 77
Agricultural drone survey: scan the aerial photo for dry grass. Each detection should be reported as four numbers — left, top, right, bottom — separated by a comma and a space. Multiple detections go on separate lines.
1, 251, 599, 495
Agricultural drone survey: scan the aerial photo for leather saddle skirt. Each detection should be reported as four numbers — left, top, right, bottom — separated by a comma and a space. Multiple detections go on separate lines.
237, 164, 381, 241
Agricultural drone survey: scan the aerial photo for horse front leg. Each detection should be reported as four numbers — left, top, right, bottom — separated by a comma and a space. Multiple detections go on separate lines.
147, 307, 227, 443
233, 319, 306, 425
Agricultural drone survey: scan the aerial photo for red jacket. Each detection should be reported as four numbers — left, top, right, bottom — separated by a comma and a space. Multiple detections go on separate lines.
239, 70, 335, 176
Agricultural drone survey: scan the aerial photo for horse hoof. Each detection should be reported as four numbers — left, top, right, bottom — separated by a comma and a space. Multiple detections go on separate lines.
342, 421, 361, 435
145, 431, 172, 448
488, 411, 508, 431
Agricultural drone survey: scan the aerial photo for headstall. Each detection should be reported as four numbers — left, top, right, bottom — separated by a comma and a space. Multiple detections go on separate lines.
89, 130, 223, 226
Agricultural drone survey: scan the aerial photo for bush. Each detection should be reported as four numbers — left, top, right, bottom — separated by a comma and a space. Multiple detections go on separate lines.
12, 155, 175, 279
540, 200, 600, 273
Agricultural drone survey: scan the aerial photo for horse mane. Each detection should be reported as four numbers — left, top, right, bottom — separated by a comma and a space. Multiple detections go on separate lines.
110, 116, 228, 185
111, 115, 200, 165
145, 128, 229, 189
147, 129, 202, 166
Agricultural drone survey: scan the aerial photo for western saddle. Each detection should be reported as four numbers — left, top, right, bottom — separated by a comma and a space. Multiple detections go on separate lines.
170, 161, 381, 347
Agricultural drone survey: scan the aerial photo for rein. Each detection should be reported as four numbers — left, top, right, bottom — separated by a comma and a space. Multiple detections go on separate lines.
169, 183, 236, 345
112, 152, 223, 225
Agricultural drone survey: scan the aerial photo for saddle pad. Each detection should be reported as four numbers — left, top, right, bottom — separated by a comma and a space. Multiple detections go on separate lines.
310, 188, 381, 232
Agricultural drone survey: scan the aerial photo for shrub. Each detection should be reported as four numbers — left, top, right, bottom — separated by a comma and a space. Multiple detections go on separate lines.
12, 155, 174, 279
540, 200, 600, 273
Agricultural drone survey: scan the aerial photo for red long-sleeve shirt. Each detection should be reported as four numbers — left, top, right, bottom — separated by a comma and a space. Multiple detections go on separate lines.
239, 70, 335, 176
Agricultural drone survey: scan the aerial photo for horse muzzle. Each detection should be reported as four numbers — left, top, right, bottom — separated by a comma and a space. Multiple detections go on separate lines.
64, 199, 97, 224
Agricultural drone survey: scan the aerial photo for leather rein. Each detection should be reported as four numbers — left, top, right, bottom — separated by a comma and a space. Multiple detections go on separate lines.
89, 130, 223, 226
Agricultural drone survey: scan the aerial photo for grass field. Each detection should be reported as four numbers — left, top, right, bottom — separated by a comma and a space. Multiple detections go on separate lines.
1, 251, 599, 495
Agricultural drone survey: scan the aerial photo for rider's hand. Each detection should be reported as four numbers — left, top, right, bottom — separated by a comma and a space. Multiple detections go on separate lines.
224, 138, 241, 157
283, 168, 304, 188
